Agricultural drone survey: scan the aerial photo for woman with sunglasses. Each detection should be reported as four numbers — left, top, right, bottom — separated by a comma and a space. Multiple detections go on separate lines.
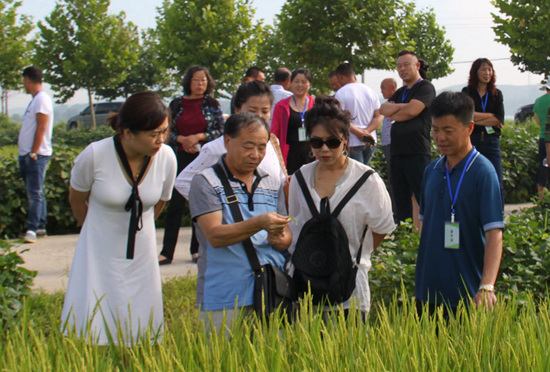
287, 95, 395, 315
271, 68, 315, 174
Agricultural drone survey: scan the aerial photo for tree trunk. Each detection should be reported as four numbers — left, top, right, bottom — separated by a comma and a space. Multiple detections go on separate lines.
88, 89, 96, 129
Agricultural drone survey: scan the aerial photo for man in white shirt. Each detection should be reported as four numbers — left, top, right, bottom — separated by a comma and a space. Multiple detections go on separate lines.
269, 67, 292, 126
18, 66, 54, 243
335, 63, 383, 165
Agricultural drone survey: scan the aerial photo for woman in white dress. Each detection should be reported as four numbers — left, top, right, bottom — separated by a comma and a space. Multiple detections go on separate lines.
288, 95, 396, 316
61, 92, 177, 345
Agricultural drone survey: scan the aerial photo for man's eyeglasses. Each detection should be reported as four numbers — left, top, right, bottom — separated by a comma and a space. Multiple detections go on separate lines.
309, 137, 343, 149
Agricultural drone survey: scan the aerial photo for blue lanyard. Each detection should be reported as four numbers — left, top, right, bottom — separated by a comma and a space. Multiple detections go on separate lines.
477, 90, 489, 113
293, 95, 308, 127
446, 149, 477, 223
402, 77, 422, 102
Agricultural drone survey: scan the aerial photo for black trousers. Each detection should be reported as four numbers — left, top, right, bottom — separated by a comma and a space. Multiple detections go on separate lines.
161, 150, 199, 260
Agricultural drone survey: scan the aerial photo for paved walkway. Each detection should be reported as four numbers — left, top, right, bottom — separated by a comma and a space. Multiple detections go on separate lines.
14, 227, 197, 293
12, 203, 534, 293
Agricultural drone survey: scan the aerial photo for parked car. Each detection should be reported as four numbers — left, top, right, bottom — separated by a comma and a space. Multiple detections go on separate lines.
514, 103, 534, 125
67, 102, 124, 129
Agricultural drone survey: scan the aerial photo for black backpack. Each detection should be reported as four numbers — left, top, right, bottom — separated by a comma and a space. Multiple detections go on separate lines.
292, 169, 374, 305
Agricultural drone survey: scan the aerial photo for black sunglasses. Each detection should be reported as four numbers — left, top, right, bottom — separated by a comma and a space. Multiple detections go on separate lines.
309, 137, 343, 149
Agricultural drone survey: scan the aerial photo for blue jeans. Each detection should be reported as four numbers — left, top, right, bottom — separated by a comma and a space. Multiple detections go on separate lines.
349, 145, 376, 165
19, 154, 50, 232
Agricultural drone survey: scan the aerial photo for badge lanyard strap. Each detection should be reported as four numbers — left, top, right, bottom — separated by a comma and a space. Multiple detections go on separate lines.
402, 77, 422, 102
293, 95, 308, 127
477, 90, 489, 113
446, 149, 477, 223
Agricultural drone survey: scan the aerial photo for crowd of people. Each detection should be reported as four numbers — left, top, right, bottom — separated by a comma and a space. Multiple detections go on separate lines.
18, 50, 527, 344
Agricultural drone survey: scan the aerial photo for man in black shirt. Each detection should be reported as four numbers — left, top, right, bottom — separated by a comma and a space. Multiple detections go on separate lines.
380, 51, 436, 227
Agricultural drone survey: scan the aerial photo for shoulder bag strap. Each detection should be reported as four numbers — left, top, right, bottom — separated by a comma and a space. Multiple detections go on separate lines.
113, 136, 151, 260
294, 169, 319, 217
212, 163, 261, 271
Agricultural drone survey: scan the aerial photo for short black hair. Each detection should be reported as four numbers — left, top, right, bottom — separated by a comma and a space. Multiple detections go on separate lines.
336, 63, 354, 77
181, 65, 215, 96
107, 91, 170, 133
328, 70, 338, 78
224, 111, 269, 139
274, 68, 291, 83
291, 67, 312, 83
305, 95, 351, 141
430, 91, 474, 126
233, 80, 274, 110
245, 66, 264, 79
22, 66, 43, 83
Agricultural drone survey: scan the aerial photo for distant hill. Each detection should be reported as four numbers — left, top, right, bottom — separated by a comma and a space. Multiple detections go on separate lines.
8, 84, 545, 124
440, 84, 545, 120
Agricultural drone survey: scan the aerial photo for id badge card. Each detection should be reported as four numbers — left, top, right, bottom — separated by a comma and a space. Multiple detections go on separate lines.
444, 222, 460, 249
486, 126, 495, 134
298, 127, 307, 142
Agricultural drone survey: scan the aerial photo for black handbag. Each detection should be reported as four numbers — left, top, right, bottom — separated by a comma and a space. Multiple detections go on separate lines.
212, 163, 295, 320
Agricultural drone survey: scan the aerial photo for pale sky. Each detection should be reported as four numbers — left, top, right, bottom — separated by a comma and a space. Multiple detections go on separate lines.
11, 0, 544, 109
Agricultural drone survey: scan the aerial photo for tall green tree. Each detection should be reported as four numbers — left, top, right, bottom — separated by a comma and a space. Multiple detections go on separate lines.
492, 0, 550, 78
97, 28, 175, 100
0, 0, 33, 114
401, 7, 454, 80
156, 0, 261, 94
259, 0, 454, 93
35, 0, 139, 128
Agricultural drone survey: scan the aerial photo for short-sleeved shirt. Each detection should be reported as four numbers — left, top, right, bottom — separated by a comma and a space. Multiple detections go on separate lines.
18, 90, 54, 156
189, 157, 287, 311
461, 86, 505, 136
335, 82, 381, 147
389, 80, 435, 156
534, 94, 550, 138
288, 159, 396, 311
415, 149, 504, 307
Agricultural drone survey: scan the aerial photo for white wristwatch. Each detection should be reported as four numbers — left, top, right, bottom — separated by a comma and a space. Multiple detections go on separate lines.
478, 283, 494, 292
29, 152, 38, 160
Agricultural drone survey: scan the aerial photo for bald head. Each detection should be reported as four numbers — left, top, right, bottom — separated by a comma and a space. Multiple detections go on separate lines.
381, 78, 397, 99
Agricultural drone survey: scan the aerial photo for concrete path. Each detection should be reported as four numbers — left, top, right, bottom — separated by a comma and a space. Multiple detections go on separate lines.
14, 227, 197, 293
11, 203, 534, 293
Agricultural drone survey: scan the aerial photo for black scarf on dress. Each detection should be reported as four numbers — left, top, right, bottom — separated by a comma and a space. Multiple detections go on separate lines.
113, 136, 151, 259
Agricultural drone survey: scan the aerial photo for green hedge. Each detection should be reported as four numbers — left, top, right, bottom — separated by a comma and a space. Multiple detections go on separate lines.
371, 195, 550, 306
0, 119, 542, 237
370, 119, 540, 204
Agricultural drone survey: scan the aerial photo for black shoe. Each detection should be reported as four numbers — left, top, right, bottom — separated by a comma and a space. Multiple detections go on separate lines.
159, 258, 172, 265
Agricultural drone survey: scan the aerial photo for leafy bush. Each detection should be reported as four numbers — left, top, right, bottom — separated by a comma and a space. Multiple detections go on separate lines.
499, 194, 550, 301
53, 125, 116, 148
0, 114, 20, 147
500, 121, 539, 203
0, 240, 37, 328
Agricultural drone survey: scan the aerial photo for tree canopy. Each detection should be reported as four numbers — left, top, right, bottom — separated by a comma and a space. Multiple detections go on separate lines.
492, 0, 550, 78
96, 28, 175, 100
35, 0, 139, 127
0, 0, 33, 114
258, 0, 453, 93
156, 0, 261, 94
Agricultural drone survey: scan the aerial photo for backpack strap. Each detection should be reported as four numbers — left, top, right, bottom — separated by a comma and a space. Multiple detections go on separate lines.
332, 170, 374, 217
332, 169, 374, 265
212, 163, 261, 272
294, 169, 320, 217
